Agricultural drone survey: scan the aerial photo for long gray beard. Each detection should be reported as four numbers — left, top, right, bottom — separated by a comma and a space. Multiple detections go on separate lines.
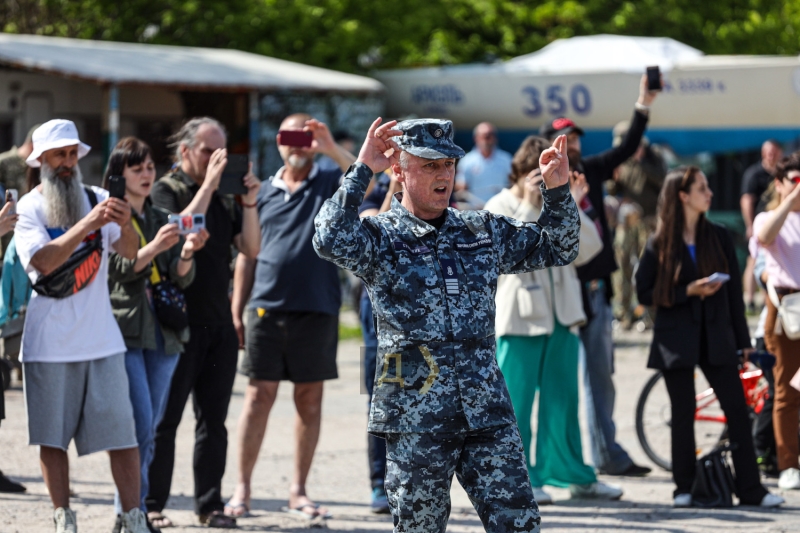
41, 163, 86, 228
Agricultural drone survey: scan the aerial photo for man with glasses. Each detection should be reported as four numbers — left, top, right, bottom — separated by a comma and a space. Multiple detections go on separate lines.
455, 122, 512, 208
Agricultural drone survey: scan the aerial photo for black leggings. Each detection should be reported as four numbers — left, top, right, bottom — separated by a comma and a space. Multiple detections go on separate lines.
662, 361, 767, 503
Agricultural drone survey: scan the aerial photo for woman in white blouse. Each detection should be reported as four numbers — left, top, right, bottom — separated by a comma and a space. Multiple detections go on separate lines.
485, 135, 619, 504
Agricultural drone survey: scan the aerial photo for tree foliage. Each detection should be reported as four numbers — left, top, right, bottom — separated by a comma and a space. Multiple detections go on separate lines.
3, 0, 800, 72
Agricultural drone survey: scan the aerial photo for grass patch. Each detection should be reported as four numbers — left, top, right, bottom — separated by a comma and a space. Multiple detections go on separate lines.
339, 323, 362, 341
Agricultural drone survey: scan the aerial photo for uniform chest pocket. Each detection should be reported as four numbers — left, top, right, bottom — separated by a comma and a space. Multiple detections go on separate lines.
455, 246, 497, 309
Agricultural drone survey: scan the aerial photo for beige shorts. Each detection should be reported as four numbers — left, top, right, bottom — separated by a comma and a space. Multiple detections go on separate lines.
24, 354, 137, 456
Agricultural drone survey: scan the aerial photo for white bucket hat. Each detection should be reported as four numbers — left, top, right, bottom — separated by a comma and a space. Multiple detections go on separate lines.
26, 119, 91, 168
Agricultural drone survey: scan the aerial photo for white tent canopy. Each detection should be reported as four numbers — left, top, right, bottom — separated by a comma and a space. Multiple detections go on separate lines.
503, 34, 704, 74
0, 33, 383, 92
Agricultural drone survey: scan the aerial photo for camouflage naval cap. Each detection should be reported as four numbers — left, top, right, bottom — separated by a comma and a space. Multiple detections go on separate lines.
394, 119, 466, 160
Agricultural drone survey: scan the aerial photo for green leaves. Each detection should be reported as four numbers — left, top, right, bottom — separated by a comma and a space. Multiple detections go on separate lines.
3, 0, 800, 73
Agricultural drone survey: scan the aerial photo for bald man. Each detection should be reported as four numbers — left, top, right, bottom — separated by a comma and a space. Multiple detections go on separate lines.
226, 114, 355, 520
455, 122, 513, 208
741, 139, 783, 310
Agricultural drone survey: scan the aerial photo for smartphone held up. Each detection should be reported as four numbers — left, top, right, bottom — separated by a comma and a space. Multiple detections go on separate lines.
168, 213, 206, 235
107, 175, 126, 199
219, 154, 249, 196
4, 189, 17, 215
646, 66, 662, 92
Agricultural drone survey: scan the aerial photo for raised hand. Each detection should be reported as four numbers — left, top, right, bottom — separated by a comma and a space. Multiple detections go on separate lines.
152, 223, 181, 253
204, 148, 228, 190
539, 135, 570, 189
0, 201, 18, 237
305, 119, 336, 156
357, 118, 403, 174
570, 170, 590, 204
241, 162, 261, 205
183, 228, 209, 256
639, 74, 660, 107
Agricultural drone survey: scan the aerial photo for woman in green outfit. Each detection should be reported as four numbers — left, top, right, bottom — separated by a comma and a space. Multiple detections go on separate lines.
485, 135, 622, 504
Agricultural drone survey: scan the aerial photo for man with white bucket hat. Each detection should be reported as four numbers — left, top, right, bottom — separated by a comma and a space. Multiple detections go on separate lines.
15, 119, 148, 533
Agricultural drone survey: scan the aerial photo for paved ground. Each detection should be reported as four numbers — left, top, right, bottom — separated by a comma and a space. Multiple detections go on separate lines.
1, 322, 799, 532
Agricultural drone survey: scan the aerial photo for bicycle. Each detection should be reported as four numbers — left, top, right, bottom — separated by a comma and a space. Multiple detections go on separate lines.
635, 360, 770, 471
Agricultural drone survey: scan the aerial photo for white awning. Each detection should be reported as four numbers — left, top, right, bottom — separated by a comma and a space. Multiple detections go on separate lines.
0, 33, 384, 93
503, 34, 704, 74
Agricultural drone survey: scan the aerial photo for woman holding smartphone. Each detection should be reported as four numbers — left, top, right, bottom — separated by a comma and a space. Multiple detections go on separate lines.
750, 153, 800, 491
636, 166, 782, 508
103, 137, 208, 529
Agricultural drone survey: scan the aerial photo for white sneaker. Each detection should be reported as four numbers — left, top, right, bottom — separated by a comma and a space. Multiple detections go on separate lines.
778, 467, 800, 490
53, 508, 77, 533
122, 508, 149, 533
673, 493, 692, 507
569, 481, 623, 500
533, 487, 553, 505
760, 493, 785, 508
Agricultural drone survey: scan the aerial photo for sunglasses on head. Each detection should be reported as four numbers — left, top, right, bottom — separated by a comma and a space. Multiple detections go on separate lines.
785, 175, 800, 184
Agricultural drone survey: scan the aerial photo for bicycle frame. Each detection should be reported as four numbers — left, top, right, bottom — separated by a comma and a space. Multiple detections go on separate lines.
694, 364, 767, 424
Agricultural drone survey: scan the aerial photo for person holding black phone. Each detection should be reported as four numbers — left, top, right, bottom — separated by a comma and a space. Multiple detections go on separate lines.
636, 166, 783, 508
102, 137, 208, 532
147, 117, 260, 529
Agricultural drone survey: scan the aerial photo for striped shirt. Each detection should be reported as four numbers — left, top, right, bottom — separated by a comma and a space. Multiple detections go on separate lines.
750, 211, 800, 290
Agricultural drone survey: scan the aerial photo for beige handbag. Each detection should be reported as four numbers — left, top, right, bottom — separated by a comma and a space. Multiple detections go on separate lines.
767, 281, 800, 340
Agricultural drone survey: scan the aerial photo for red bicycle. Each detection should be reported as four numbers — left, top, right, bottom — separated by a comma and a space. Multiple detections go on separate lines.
635, 362, 769, 471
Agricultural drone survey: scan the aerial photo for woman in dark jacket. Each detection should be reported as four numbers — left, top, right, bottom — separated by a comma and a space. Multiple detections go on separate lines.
104, 138, 208, 527
636, 166, 782, 508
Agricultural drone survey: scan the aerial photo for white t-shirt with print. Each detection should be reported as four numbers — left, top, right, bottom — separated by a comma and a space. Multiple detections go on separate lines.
16, 185, 127, 363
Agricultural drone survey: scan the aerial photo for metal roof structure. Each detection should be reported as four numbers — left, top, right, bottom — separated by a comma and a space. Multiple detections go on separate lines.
0, 33, 383, 93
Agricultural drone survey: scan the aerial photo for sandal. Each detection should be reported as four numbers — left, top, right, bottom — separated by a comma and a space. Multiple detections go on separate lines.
224, 501, 251, 518
147, 512, 174, 529
198, 510, 237, 528
282, 503, 332, 520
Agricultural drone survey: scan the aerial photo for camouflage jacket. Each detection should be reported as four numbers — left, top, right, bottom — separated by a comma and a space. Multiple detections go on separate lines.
314, 163, 580, 434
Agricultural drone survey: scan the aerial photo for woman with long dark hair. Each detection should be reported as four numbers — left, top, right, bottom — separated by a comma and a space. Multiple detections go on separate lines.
636, 166, 782, 507
103, 137, 208, 530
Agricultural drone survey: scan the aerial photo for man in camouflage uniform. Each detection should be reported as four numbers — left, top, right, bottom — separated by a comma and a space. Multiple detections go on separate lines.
313, 117, 580, 532
0, 125, 37, 196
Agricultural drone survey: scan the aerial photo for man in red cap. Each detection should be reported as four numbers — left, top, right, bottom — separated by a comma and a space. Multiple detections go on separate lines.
541, 75, 659, 478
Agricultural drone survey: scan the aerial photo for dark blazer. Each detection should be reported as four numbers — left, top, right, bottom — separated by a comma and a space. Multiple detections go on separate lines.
636, 222, 750, 369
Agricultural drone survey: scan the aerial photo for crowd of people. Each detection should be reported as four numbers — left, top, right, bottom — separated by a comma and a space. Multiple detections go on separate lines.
0, 72, 797, 533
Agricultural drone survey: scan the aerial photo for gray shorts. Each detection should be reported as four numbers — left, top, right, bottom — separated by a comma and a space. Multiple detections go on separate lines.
24, 354, 137, 456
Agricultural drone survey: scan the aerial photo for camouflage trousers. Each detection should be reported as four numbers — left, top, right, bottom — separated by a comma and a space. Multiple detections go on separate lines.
384, 424, 541, 533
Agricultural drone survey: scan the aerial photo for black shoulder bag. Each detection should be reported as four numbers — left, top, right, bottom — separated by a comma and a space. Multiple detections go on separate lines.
32, 187, 103, 299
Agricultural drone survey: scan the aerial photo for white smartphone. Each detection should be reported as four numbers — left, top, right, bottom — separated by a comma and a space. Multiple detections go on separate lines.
706, 272, 730, 284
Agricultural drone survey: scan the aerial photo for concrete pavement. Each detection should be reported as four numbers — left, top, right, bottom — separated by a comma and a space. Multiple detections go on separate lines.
1, 325, 799, 532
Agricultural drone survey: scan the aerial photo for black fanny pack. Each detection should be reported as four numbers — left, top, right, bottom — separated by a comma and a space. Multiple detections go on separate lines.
32, 187, 103, 299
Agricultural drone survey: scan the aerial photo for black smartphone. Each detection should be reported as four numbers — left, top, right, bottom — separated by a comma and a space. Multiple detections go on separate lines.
646, 65, 662, 92
219, 154, 249, 195
108, 175, 126, 199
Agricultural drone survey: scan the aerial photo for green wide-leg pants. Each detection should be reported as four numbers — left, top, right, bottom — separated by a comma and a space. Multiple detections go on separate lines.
497, 322, 597, 488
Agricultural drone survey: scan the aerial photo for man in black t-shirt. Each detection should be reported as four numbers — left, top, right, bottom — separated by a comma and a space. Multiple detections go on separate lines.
740, 140, 782, 310
147, 117, 261, 529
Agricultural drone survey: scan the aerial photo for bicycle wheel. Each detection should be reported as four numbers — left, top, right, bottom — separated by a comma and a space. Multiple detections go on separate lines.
636, 371, 673, 470
635, 370, 728, 472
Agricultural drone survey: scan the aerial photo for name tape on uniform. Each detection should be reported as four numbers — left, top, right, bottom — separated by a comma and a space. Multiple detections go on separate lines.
393, 240, 431, 255
454, 238, 492, 251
